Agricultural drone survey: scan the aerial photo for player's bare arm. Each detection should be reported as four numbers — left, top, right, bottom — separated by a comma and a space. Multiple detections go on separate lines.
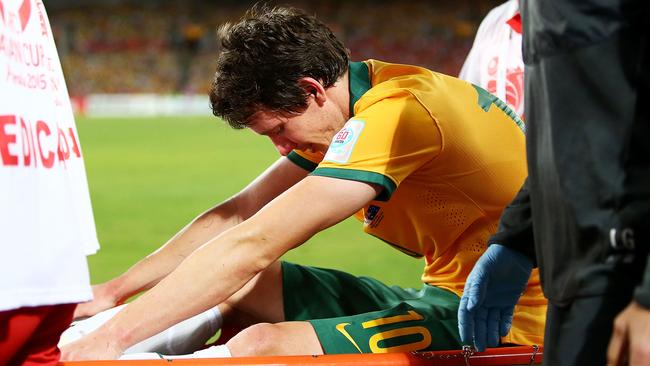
74, 157, 309, 319
61, 175, 381, 360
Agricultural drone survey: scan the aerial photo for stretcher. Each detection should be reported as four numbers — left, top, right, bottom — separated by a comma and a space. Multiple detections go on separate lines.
60, 345, 542, 366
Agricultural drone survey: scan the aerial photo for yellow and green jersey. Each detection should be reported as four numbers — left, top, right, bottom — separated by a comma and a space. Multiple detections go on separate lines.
287, 59, 545, 345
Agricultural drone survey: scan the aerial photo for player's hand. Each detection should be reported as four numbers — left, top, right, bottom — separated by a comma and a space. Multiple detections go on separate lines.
73, 283, 121, 320
607, 301, 650, 366
458, 244, 533, 352
60, 329, 124, 361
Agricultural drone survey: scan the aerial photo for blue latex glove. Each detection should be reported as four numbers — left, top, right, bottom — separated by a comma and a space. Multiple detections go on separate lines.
458, 244, 533, 352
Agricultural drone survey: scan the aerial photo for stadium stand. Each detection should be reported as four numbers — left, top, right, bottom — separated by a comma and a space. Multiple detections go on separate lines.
47, 0, 502, 97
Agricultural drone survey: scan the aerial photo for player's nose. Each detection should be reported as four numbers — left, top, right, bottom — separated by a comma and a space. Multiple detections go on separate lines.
269, 135, 297, 156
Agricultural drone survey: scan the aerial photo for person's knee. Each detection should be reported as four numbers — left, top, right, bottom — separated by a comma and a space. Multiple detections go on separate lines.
226, 323, 283, 356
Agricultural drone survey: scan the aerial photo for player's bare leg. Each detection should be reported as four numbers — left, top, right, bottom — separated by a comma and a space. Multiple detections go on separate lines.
218, 260, 286, 328
226, 321, 324, 356
121, 321, 324, 359
218, 261, 325, 356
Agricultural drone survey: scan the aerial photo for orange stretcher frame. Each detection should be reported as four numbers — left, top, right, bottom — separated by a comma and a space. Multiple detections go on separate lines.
59, 345, 542, 366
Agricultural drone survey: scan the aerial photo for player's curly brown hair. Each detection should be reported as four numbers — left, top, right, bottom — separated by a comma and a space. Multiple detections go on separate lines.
209, 5, 350, 129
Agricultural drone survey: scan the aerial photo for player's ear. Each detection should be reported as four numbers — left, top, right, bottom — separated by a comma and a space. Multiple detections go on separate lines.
298, 77, 326, 105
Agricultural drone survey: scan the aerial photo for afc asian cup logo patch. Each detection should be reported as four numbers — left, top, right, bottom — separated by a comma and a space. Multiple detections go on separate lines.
323, 119, 365, 164
364, 204, 384, 228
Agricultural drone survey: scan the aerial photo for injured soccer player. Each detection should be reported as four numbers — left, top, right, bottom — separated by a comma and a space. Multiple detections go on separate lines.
61, 5, 545, 361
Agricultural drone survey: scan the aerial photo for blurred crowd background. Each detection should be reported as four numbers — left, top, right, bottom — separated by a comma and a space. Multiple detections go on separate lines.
47, 0, 502, 97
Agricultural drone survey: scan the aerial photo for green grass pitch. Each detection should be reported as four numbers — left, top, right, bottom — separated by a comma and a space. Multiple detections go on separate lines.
77, 116, 422, 288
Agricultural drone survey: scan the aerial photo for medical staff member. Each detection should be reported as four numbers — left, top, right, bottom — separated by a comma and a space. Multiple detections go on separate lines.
0, 1, 99, 364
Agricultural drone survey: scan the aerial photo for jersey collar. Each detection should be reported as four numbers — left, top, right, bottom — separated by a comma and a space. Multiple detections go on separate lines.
348, 61, 371, 118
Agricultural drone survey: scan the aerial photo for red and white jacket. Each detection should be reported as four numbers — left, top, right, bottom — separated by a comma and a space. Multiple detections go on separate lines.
460, 0, 524, 118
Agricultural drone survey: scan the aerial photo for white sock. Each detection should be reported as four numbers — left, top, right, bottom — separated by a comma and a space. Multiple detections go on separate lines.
125, 306, 223, 355
59, 305, 223, 355
119, 345, 232, 360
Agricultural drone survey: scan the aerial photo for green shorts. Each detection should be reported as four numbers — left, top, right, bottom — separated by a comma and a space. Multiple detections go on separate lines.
281, 261, 461, 354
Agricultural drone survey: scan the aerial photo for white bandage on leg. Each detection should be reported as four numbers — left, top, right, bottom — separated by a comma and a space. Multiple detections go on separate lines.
59, 305, 223, 355
119, 345, 232, 360
125, 306, 223, 355
59, 304, 128, 347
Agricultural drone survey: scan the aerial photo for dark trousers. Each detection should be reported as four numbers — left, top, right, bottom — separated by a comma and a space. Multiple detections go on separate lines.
543, 283, 637, 366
